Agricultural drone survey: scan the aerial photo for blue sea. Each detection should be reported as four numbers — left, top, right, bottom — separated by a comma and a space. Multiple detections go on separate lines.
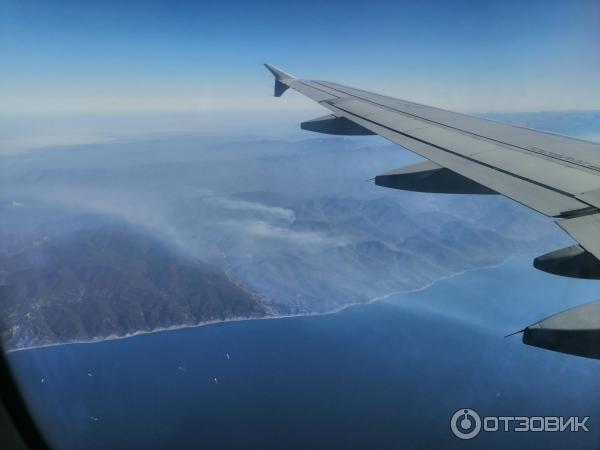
8, 257, 600, 450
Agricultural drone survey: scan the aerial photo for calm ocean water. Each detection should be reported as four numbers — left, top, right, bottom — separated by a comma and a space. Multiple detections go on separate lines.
8, 257, 600, 450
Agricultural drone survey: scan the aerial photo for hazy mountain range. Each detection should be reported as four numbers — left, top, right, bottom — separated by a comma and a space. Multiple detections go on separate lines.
1, 110, 596, 350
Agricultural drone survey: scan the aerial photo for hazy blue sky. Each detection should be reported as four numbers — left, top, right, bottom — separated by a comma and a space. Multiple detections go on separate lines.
2, 0, 599, 115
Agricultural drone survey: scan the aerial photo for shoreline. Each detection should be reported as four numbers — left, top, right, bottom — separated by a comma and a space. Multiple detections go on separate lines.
5, 253, 527, 354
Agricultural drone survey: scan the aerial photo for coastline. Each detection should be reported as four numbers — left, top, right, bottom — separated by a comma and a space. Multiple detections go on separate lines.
5, 253, 528, 354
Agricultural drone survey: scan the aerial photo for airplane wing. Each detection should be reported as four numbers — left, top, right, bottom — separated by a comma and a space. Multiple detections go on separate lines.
265, 63, 600, 359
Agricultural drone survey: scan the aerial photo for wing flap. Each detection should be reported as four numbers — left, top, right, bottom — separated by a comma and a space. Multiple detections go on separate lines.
476, 149, 600, 194
576, 189, 600, 209
558, 213, 600, 261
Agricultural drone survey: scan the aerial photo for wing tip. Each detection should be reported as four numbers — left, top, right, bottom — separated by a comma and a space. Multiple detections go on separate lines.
264, 63, 295, 82
264, 63, 295, 97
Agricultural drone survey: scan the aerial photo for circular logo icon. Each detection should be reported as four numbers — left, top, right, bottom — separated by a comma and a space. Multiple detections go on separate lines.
451, 408, 481, 440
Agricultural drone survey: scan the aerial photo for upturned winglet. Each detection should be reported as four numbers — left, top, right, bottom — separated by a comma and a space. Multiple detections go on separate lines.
264, 64, 295, 97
